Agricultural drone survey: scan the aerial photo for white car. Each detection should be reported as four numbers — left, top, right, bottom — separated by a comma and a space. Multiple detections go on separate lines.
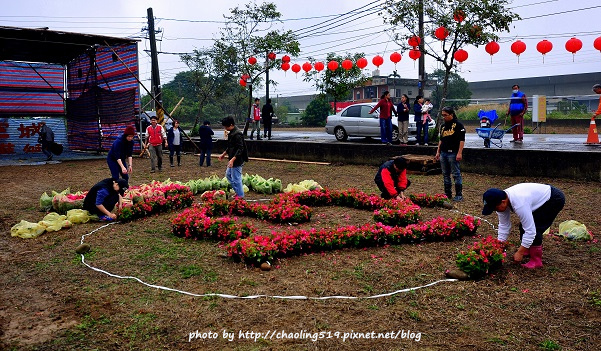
325, 103, 432, 142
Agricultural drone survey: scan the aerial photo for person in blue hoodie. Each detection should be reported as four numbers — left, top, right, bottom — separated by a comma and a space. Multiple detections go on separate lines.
507, 84, 527, 143
107, 125, 135, 181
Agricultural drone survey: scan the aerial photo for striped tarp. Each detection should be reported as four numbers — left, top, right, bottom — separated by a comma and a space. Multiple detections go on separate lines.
0, 62, 65, 115
0, 117, 68, 157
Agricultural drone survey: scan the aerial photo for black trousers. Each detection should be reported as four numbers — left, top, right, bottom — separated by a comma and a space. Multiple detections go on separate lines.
519, 186, 565, 246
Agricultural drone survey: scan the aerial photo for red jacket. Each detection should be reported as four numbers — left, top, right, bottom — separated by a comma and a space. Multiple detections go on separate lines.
369, 98, 397, 119
146, 124, 165, 146
374, 160, 408, 197
253, 104, 261, 121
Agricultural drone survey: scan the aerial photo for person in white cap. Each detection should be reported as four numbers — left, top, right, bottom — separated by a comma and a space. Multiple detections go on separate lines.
481, 183, 565, 269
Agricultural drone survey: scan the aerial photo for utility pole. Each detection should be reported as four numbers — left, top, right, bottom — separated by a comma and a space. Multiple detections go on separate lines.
146, 7, 164, 124
418, 0, 425, 97
265, 51, 270, 102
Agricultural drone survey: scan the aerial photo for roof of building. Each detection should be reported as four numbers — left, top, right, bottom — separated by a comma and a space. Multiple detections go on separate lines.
0, 26, 138, 65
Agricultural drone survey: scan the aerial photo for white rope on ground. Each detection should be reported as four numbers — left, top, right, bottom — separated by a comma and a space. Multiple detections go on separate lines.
79, 223, 458, 300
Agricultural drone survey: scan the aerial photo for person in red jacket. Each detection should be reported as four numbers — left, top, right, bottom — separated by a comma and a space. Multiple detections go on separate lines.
374, 157, 410, 200
369, 91, 397, 145
145, 115, 168, 173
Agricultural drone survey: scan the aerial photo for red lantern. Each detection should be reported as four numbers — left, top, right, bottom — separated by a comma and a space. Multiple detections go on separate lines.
536, 40, 553, 63
454, 49, 468, 63
291, 63, 301, 77
327, 61, 339, 71
302, 62, 312, 73
281, 62, 290, 72
594, 36, 601, 52
434, 26, 449, 40
282, 55, 291, 63
241, 74, 250, 81
390, 52, 402, 65
453, 9, 465, 23
248, 56, 257, 65
408, 49, 421, 61
314, 62, 325, 72
268, 52, 276, 60
485, 41, 500, 63
408, 49, 420, 68
565, 37, 583, 62
239, 79, 246, 87
372, 55, 384, 68
341, 59, 353, 70
408, 36, 421, 47
511, 40, 526, 63
356, 57, 368, 69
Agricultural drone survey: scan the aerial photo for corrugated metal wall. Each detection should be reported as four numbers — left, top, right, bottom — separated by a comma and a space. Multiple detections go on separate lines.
0, 62, 65, 115
0, 117, 68, 158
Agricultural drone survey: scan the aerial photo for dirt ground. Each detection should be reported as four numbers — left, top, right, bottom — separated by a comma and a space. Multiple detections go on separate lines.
1, 151, 600, 350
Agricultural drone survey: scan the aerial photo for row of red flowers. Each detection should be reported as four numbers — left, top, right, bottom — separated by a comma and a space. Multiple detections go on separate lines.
172, 188, 479, 264
118, 183, 194, 222
227, 216, 479, 263
455, 236, 507, 278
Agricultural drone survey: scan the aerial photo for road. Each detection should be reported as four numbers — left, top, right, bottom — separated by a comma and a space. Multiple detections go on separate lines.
259, 130, 601, 153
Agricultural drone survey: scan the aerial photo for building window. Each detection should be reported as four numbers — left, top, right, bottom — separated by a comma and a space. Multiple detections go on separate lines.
408, 90, 413, 96
356, 92, 360, 100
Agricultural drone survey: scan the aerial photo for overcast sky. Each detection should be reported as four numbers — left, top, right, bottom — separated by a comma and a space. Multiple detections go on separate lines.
2, 0, 601, 97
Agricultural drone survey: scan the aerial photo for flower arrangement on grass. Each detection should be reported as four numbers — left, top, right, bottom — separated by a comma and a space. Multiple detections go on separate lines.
172, 188, 480, 265
455, 236, 507, 278
226, 216, 479, 263
118, 183, 193, 222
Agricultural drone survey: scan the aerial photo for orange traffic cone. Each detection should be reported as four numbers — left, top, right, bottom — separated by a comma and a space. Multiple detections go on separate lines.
585, 118, 600, 144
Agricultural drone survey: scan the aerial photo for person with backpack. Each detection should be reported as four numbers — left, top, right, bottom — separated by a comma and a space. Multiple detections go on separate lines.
38, 121, 55, 161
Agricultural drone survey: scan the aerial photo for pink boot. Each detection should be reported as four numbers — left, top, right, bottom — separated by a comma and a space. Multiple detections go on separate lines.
522, 246, 543, 269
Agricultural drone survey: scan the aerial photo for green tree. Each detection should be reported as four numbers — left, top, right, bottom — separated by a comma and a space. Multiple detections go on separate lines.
305, 52, 369, 112
212, 2, 300, 135
429, 69, 471, 109
302, 95, 332, 127
383, 0, 519, 127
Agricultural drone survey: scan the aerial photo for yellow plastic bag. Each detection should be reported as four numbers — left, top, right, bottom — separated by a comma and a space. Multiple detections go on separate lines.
11, 220, 46, 239
558, 220, 591, 241
38, 212, 72, 232
66, 209, 92, 224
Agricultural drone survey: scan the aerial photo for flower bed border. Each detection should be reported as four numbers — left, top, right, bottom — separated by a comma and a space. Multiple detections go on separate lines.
172, 188, 480, 265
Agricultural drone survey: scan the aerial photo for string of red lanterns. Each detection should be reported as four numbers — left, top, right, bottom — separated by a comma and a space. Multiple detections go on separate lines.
259, 35, 597, 80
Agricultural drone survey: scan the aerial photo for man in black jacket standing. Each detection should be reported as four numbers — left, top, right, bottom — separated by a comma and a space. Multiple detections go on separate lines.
262, 98, 275, 140
219, 116, 249, 198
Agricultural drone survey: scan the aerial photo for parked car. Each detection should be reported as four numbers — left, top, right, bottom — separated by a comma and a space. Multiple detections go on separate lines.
325, 103, 433, 142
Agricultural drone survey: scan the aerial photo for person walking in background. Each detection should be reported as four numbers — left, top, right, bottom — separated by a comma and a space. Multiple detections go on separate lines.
219, 116, 249, 198
198, 120, 214, 167
507, 84, 527, 143
413, 96, 425, 145
481, 183, 565, 269
250, 98, 262, 140
369, 90, 397, 145
435, 106, 466, 202
374, 157, 410, 200
396, 94, 411, 145
262, 98, 275, 140
167, 120, 184, 167
592, 84, 601, 120
38, 121, 55, 161
107, 125, 135, 181
145, 115, 167, 173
